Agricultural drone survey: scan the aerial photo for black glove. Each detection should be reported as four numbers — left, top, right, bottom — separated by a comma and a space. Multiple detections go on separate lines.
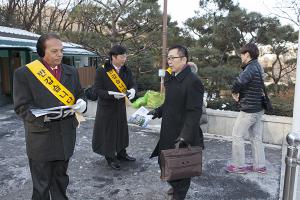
147, 109, 159, 119
84, 86, 98, 101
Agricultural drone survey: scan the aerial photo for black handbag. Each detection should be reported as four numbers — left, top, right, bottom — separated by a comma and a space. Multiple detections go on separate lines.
262, 94, 273, 112
256, 66, 273, 112
160, 143, 202, 181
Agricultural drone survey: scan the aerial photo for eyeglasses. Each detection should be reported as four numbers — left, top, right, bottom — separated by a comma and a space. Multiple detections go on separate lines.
167, 56, 184, 61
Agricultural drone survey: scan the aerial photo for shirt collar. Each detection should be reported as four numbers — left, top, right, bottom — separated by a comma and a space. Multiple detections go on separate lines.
174, 65, 191, 82
113, 64, 122, 70
174, 64, 188, 76
42, 59, 60, 70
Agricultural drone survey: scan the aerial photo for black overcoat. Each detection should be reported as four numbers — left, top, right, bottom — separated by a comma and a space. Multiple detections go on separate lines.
150, 66, 204, 158
92, 63, 136, 156
13, 63, 85, 161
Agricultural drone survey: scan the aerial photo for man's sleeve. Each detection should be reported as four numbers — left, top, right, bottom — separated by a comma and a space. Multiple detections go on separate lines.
232, 67, 253, 93
74, 68, 88, 113
155, 104, 164, 118
94, 67, 114, 100
179, 79, 204, 144
74, 68, 86, 101
13, 68, 44, 124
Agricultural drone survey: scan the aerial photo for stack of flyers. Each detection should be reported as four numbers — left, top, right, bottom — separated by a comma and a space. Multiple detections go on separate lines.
128, 106, 152, 128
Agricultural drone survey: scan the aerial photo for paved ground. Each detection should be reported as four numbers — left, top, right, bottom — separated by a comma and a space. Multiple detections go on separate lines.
0, 105, 283, 200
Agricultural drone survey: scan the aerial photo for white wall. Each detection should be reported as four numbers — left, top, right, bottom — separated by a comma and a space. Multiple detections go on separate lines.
80, 56, 89, 67
206, 109, 292, 145
84, 101, 292, 145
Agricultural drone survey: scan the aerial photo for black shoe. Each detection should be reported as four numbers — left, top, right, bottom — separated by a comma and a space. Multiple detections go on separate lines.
108, 160, 121, 170
117, 154, 136, 161
106, 157, 121, 170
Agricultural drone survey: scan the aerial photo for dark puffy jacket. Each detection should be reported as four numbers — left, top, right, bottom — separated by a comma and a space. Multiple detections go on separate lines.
232, 59, 264, 113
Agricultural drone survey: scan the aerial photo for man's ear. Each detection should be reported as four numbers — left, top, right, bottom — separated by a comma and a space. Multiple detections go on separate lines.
183, 57, 188, 64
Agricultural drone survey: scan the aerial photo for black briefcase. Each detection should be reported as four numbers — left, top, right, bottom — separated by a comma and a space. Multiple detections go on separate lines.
160, 144, 202, 181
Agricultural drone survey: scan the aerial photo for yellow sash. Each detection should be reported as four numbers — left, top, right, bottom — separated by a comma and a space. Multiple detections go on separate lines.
26, 60, 75, 106
166, 67, 172, 74
106, 68, 127, 93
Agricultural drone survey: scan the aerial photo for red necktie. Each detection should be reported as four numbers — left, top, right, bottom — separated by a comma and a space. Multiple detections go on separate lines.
51, 66, 58, 79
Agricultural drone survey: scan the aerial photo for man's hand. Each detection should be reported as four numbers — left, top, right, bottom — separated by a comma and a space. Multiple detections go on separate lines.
72, 99, 87, 113
232, 93, 239, 102
127, 88, 136, 100
174, 137, 186, 148
147, 109, 159, 119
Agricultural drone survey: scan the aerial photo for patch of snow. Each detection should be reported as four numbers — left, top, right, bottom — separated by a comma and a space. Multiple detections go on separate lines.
0, 36, 95, 55
0, 26, 40, 37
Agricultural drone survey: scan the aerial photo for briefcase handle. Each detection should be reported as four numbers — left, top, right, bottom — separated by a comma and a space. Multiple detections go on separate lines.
175, 142, 192, 150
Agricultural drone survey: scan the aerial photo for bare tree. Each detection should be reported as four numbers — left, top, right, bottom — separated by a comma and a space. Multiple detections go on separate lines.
41, 0, 84, 32
61, 0, 162, 56
0, 0, 50, 31
18, 0, 50, 31
267, 0, 299, 26
0, 0, 21, 27
0, 0, 83, 33
262, 41, 297, 93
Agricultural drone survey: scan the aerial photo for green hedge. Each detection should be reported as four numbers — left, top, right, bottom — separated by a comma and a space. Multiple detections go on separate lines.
207, 97, 239, 112
199, 66, 239, 98
267, 96, 293, 117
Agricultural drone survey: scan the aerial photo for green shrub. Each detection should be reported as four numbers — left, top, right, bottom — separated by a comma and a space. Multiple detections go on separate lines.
136, 73, 160, 92
200, 66, 239, 98
266, 83, 293, 95
267, 96, 293, 117
207, 97, 239, 112
207, 96, 293, 117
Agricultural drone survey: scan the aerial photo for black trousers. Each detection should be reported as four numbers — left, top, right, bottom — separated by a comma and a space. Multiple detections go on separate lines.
105, 148, 127, 160
168, 178, 191, 200
28, 159, 69, 200
158, 154, 191, 200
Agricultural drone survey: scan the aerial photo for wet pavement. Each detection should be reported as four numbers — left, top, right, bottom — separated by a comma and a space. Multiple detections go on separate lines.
0, 105, 282, 200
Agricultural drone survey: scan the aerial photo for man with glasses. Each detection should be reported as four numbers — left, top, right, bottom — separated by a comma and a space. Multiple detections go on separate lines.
148, 44, 204, 199
92, 45, 137, 170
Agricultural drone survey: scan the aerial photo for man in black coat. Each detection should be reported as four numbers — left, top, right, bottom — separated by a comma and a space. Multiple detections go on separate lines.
148, 45, 204, 200
92, 45, 137, 170
13, 33, 86, 199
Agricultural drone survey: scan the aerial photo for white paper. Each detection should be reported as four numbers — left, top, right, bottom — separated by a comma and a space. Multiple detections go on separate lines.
31, 104, 77, 117
128, 106, 152, 128
108, 91, 126, 96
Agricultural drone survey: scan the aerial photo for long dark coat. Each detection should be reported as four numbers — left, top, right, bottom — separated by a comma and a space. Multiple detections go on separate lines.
13, 63, 85, 161
150, 66, 204, 158
92, 63, 136, 157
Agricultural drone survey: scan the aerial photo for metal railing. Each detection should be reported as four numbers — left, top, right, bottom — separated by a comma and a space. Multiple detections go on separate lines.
283, 132, 300, 200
